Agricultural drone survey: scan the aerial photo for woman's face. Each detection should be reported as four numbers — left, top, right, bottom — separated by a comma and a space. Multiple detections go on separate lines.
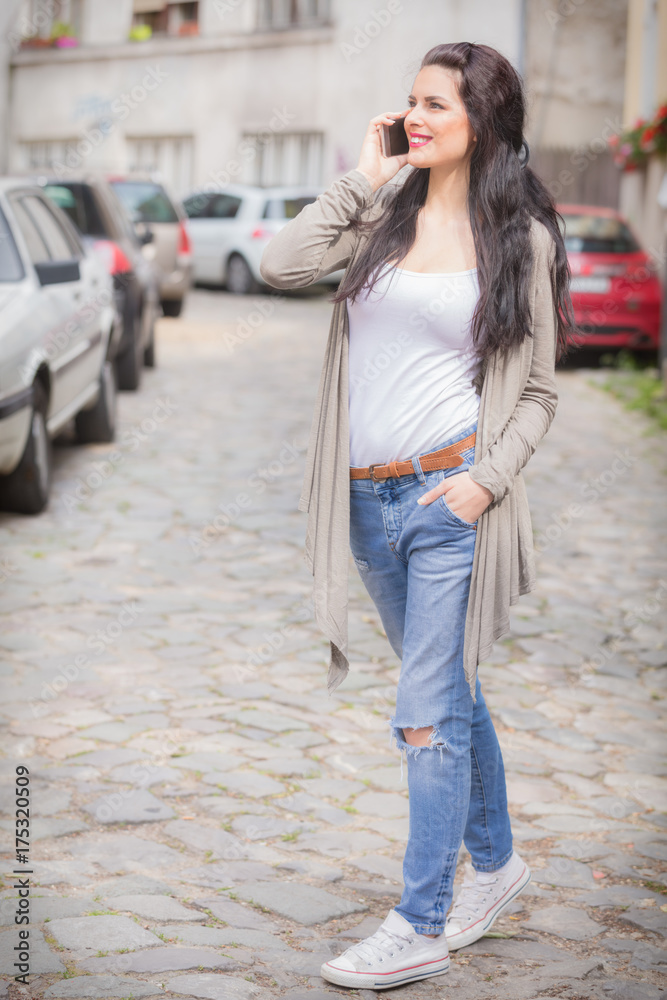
403, 65, 476, 169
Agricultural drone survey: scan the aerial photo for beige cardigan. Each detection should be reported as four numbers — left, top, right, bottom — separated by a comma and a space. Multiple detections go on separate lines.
260, 168, 558, 703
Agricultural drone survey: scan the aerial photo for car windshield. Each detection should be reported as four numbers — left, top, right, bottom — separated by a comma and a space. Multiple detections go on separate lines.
110, 181, 179, 223
560, 213, 640, 253
0, 207, 25, 282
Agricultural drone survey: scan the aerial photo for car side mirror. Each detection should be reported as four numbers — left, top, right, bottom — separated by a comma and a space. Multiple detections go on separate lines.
34, 259, 81, 285
135, 222, 154, 245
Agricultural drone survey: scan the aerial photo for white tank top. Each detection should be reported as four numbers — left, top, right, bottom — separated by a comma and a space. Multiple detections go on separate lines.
347, 265, 482, 467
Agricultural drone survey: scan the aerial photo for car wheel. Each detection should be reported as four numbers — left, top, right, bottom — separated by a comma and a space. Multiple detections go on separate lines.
116, 309, 143, 391
226, 254, 260, 295
75, 360, 117, 444
0, 381, 52, 515
161, 299, 183, 317
144, 326, 156, 368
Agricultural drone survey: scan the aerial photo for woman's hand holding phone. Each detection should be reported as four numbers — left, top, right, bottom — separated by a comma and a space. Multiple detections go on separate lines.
355, 111, 410, 194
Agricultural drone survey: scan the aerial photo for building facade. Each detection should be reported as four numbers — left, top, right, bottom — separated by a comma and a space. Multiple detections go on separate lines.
8, 0, 524, 196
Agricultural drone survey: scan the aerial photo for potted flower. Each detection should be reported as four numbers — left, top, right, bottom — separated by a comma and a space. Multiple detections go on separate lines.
51, 21, 78, 47
20, 35, 53, 49
129, 24, 153, 42
609, 104, 667, 171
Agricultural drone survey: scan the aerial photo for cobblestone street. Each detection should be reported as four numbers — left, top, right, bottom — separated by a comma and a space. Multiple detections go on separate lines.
1, 288, 666, 1000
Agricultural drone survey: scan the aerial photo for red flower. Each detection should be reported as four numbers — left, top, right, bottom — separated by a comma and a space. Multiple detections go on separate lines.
607, 134, 620, 147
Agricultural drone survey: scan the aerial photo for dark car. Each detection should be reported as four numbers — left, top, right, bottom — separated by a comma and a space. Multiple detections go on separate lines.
109, 177, 192, 317
558, 203, 662, 353
42, 178, 160, 390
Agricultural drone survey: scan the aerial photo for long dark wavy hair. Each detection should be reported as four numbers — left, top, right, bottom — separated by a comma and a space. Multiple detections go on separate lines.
332, 42, 575, 361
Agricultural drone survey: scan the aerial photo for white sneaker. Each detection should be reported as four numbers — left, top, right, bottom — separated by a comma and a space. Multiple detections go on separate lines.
320, 908, 450, 990
445, 850, 531, 950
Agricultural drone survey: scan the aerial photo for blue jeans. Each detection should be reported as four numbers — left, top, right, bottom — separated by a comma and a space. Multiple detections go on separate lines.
349, 421, 513, 935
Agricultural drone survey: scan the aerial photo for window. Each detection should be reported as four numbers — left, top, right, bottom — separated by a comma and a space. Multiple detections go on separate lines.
17, 0, 83, 43
560, 214, 640, 254
242, 131, 323, 186
10, 199, 50, 264
257, 0, 330, 30
0, 209, 25, 283
109, 181, 179, 223
262, 196, 316, 219
126, 136, 194, 198
20, 139, 80, 173
209, 194, 242, 219
131, 0, 199, 37
43, 183, 109, 239
183, 193, 211, 219
21, 196, 80, 260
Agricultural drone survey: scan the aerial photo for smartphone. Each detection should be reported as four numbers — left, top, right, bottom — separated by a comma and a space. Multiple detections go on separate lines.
381, 115, 409, 157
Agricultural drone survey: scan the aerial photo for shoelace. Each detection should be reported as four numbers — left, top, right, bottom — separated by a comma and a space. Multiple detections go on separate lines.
344, 925, 416, 967
447, 875, 498, 922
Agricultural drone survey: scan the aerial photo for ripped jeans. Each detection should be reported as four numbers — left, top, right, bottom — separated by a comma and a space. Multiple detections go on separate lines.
349, 421, 513, 935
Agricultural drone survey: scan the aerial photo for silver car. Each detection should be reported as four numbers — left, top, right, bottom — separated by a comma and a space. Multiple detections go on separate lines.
0, 179, 119, 514
183, 184, 343, 294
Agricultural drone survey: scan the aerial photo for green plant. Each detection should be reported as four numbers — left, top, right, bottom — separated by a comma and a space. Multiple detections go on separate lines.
50, 21, 76, 39
129, 24, 152, 42
594, 364, 667, 431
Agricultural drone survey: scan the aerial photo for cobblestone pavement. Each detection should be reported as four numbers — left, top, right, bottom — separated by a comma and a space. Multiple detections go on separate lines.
1, 288, 666, 1000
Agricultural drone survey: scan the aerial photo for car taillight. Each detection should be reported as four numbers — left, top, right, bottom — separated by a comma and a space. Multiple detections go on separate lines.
178, 220, 191, 256
251, 226, 273, 240
94, 239, 132, 275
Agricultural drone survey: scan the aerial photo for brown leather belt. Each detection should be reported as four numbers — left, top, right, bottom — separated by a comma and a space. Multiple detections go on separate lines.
350, 432, 476, 481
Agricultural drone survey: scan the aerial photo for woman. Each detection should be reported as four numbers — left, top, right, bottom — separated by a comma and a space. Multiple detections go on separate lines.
260, 41, 573, 991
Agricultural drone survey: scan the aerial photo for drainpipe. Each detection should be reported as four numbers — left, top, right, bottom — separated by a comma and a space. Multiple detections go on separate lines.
517, 0, 527, 77
0, 0, 22, 174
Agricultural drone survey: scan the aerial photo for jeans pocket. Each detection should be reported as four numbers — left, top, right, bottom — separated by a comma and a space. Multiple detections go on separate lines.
439, 495, 477, 529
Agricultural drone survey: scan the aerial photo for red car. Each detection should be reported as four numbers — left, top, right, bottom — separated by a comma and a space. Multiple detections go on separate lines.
557, 204, 662, 352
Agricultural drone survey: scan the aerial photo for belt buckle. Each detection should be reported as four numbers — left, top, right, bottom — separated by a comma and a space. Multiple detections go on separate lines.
367, 464, 383, 481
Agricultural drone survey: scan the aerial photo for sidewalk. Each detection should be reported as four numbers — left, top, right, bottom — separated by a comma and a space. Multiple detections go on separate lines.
0, 292, 665, 1000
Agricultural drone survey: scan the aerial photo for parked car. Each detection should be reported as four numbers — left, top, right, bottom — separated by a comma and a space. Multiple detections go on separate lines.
559, 204, 662, 352
0, 178, 119, 514
108, 176, 192, 317
41, 177, 160, 389
183, 184, 344, 294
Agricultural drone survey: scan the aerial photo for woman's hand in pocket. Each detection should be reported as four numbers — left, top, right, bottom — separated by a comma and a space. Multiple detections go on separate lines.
417, 471, 493, 524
